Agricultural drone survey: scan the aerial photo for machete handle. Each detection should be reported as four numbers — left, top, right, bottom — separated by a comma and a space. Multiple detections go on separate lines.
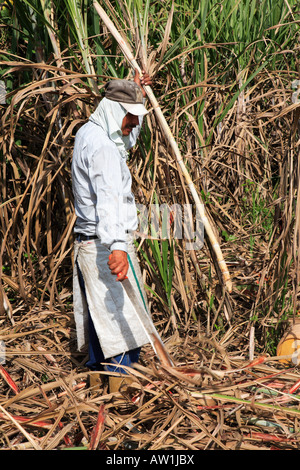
118, 273, 128, 280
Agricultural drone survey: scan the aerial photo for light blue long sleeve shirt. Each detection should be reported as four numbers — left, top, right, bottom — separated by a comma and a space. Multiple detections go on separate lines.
71, 120, 141, 253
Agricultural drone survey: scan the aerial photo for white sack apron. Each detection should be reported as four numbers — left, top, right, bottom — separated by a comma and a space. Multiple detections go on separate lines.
73, 236, 149, 359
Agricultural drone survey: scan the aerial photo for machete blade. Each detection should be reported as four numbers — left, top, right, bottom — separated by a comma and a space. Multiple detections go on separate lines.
122, 277, 173, 367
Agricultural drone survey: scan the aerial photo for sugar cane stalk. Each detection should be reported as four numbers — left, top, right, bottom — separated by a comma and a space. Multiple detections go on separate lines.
93, 1, 232, 293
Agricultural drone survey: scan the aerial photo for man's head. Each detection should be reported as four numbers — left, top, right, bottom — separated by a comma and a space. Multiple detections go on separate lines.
104, 79, 148, 135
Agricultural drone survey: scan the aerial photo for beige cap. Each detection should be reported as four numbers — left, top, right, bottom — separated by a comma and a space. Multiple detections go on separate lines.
104, 79, 148, 116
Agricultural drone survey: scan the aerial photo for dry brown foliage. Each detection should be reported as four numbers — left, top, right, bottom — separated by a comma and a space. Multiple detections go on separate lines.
0, 55, 299, 449
1, 309, 300, 450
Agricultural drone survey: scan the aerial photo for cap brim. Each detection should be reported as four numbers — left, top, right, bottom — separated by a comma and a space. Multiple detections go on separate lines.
120, 101, 148, 116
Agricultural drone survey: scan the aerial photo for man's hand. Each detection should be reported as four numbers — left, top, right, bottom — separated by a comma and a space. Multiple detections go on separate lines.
108, 251, 128, 281
133, 69, 152, 98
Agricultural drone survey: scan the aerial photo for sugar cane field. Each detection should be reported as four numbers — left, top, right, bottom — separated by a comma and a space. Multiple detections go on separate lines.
0, 0, 300, 451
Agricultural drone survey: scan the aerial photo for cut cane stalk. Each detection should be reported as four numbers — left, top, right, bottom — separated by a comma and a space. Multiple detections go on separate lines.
0, 364, 19, 394
0, 404, 43, 450
93, 1, 232, 293
88, 405, 106, 450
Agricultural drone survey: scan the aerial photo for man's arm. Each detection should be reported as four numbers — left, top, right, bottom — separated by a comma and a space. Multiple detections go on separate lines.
91, 146, 128, 244
107, 70, 153, 281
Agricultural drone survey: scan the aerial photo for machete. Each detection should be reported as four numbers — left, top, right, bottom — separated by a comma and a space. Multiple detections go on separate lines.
121, 276, 174, 368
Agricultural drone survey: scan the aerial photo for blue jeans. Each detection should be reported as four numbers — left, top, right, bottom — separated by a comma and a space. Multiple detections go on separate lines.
77, 261, 140, 374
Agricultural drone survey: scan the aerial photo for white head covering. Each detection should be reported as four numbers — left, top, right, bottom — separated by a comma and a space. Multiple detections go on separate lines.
89, 97, 139, 160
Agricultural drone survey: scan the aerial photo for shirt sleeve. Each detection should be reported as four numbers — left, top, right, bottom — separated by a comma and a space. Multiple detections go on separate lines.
89, 145, 128, 252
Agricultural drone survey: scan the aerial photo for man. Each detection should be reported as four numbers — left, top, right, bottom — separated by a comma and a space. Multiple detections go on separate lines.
71, 71, 152, 392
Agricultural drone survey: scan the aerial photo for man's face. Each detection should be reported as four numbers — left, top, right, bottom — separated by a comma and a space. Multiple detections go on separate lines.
121, 112, 139, 136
